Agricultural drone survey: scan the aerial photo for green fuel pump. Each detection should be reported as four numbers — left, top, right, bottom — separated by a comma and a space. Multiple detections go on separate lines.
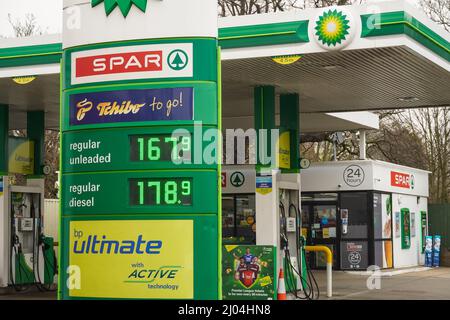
8, 189, 57, 292
279, 197, 320, 300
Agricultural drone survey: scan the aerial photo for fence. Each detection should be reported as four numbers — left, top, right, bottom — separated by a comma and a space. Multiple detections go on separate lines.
428, 204, 449, 250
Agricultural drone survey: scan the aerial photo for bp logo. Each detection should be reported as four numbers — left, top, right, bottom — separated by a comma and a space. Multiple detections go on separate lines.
230, 172, 245, 188
311, 8, 357, 50
168, 50, 189, 71
92, 0, 147, 17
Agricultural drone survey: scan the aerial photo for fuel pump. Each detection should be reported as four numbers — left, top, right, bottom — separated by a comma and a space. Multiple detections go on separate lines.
279, 187, 320, 300
0, 178, 57, 292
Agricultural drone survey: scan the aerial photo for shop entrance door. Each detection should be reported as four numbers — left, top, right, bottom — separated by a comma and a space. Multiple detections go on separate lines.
301, 193, 339, 269
302, 192, 372, 270
338, 192, 370, 270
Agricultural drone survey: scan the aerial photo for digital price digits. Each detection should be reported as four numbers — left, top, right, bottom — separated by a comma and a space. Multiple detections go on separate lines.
129, 178, 193, 206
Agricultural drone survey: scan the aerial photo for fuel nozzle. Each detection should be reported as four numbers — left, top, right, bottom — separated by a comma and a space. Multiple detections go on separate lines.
299, 235, 306, 247
280, 232, 288, 250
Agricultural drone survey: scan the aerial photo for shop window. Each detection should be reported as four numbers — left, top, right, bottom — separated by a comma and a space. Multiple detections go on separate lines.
374, 240, 393, 269
312, 205, 337, 240
222, 194, 256, 245
301, 205, 310, 239
222, 196, 235, 239
340, 192, 368, 239
373, 193, 393, 268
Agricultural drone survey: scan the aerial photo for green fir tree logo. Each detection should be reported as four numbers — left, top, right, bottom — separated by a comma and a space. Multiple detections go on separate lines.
168, 50, 189, 71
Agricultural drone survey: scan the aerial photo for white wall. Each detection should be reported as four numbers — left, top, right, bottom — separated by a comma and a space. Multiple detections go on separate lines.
302, 160, 429, 197
392, 194, 423, 268
63, 0, 217, 48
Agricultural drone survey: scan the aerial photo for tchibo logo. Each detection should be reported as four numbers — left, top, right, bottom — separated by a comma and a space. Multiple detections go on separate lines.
71, 43, 193, 85
72, 229, 162, 255
391, 171, 415, 189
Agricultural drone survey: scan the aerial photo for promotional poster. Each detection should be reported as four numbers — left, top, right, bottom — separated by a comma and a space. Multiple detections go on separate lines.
222, 245, 276, 300
425, 236, 433, 267
433, 235, 441, 267
401, 209, 411, 249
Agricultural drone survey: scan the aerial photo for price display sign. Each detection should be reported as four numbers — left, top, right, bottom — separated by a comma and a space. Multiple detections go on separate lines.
129, 134, 191, 162
61, 2, 219, 300
129, 178, 193, 206
62, 126, 216, 172
62, 171, 217, 215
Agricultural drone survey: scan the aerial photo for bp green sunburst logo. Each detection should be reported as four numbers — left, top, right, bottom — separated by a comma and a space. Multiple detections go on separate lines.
92, 0, 147, 17
315, 9, 350, 48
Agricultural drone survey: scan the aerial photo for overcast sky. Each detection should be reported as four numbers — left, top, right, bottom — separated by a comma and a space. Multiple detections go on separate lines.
0, 0, 425, 38
0, 0, 62, 37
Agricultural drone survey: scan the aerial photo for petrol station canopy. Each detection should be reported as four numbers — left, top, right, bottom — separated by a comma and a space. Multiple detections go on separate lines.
0, 0, 448, 131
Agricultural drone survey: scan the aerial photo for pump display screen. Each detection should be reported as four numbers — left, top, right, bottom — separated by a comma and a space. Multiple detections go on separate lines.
129, 134, 191, 162
129, 178, 193, 206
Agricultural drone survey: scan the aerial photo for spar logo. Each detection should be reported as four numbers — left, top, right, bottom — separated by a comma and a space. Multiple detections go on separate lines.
391, 171, 415, 189
71, 43, 193, 85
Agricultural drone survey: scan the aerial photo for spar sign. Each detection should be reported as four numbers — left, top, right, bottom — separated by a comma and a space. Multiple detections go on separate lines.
391, 171, 415, 189
71, 43, 193, 85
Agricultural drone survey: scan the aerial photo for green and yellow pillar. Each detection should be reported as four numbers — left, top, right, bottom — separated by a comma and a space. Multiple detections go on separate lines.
0, 105, 8, 176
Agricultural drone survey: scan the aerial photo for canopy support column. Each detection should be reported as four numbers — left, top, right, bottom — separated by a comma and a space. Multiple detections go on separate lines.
0, 105, 8, 175
280, 93, 300, 173
27, 111, 45, 176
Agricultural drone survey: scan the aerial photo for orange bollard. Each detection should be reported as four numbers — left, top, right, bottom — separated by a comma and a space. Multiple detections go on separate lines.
277, 268, 287, 300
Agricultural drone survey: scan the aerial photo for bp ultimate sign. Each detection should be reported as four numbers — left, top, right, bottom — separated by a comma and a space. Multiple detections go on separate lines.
61, 0, 219, 300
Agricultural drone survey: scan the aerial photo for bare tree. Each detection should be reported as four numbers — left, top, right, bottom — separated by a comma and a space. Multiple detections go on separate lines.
8, 13, 44, 37
421, 0, 450, 31
365, 108, 450, 204
219, 0, 302, 16
402, 108, 450, 203
44, 130, 60, 199
218, 0, 359, 16
366, 111, 428, 170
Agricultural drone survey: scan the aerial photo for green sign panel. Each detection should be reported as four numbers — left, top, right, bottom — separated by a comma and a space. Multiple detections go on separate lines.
62, 171, 217, 215
222, 245, 276, 300
401, 208, 411, 249
61, 37, 220, 300
62, 126, 216, 172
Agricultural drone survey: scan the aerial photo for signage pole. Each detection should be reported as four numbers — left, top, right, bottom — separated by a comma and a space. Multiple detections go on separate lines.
61, 0, 219, 300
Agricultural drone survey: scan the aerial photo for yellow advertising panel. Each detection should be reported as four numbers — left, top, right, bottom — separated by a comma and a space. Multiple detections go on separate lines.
69, 220, 194, 299
8, 138, 34, 175
277, 131, 291, 169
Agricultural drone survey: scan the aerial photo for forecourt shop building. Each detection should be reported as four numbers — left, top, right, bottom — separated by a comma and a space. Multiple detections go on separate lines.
0, 0, 448, 299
